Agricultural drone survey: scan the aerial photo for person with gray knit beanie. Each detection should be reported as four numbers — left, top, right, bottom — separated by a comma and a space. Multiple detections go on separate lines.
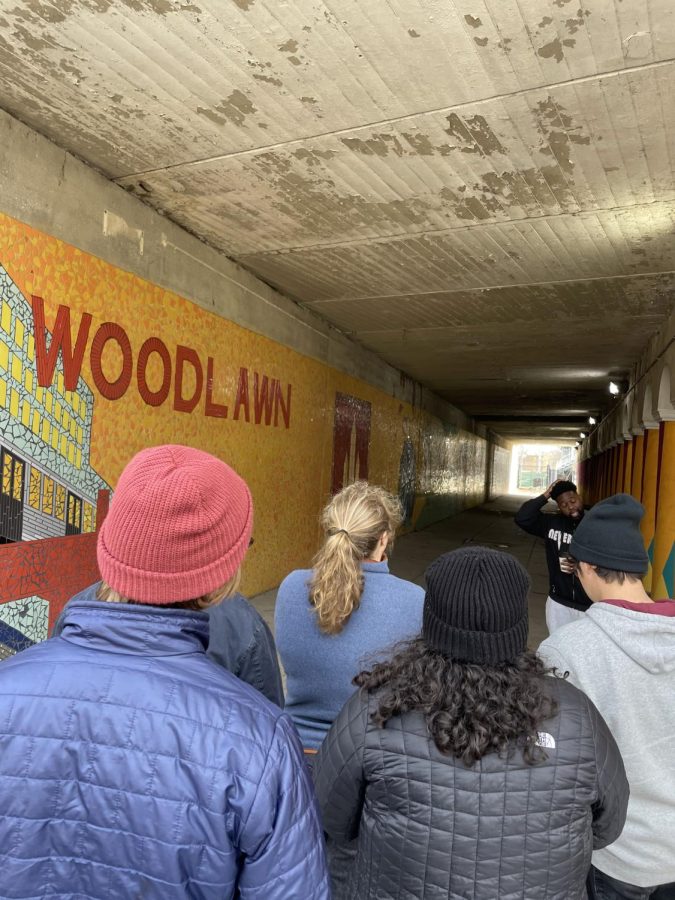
314, 545, 628, 900
540, 494, 675, 899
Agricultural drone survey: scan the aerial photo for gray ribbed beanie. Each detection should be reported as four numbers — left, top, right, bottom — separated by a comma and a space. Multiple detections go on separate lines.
422, 547, 530, 665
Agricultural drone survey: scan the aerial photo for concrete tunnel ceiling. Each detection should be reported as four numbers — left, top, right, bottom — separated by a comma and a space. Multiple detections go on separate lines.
1, 0, 674, 443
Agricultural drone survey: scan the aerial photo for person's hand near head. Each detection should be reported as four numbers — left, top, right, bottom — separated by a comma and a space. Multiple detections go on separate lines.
544, 479, 565, 499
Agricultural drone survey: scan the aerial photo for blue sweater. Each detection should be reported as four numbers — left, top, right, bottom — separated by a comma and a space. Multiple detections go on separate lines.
275, 561, 424, 749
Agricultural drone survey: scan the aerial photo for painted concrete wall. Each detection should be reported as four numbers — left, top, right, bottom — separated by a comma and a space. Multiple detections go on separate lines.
578, 304, 675, 597
0, 111, 506, 653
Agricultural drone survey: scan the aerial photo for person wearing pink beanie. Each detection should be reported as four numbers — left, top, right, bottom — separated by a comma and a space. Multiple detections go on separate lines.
0, 445, 329, 899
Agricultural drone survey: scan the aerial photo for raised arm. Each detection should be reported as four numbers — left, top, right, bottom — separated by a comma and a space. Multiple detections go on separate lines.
514, 480, 561, 538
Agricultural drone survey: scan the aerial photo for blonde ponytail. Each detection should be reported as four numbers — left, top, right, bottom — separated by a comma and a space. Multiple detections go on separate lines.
309, 482, 403, 634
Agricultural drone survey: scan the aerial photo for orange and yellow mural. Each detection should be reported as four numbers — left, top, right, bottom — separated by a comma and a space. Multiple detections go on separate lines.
0, 211, 500, 654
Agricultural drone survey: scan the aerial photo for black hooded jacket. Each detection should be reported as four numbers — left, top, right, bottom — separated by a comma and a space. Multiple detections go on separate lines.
515, 494, 591, 610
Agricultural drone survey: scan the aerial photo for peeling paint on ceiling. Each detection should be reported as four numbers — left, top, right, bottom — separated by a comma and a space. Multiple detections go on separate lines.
0, 0, 673, 439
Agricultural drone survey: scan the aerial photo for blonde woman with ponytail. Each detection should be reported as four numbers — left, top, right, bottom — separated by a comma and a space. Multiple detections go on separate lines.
275, 481, 424, 754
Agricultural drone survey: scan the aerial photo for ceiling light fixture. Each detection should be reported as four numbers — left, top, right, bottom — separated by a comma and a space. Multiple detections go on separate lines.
579, 432, 586, 439
589, 416, 596, 425
609, 381, 620, 395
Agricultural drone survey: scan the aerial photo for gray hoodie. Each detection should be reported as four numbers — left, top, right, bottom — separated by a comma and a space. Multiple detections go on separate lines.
539, 601, 675, 888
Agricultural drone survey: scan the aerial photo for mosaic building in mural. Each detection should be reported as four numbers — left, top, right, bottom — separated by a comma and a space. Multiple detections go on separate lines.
0, 263, 109, 656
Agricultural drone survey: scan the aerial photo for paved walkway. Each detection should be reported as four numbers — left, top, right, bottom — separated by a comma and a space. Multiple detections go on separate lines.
251, 494, 550, 649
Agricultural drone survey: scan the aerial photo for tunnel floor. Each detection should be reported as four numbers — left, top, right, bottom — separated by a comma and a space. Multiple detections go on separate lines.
251, 494, 549, 649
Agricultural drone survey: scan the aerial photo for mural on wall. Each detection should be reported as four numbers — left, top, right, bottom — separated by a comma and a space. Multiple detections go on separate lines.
331, 392, 371, 493
0, 212, 300, 650
0, 210, 502, 656
491, 445, 511, 499
415, 419, 488, 529
0, 264, 110, 655
397, 417, 416, 525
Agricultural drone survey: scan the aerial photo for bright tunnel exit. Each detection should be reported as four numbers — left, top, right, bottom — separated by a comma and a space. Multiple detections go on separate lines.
509, 443, 578, 496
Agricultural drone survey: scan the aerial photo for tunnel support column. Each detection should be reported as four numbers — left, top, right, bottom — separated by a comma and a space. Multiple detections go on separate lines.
652, 420, 675, 599
640, 425, 661, 594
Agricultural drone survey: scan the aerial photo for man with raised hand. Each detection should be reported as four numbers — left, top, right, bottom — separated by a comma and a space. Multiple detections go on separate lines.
515, 478, 591, 633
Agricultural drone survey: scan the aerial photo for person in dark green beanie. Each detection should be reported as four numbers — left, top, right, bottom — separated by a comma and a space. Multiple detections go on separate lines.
539, 493, 675, 899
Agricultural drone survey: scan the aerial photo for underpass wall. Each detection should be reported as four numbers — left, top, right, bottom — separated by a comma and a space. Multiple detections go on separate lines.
577, 304, 675, 598
0, 110, 501, 648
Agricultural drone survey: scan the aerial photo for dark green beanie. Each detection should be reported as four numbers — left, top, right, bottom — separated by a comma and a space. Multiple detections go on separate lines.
570, 493, 648, 573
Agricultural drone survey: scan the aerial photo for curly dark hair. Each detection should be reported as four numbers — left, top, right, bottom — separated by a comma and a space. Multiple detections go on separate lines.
354, 639, 562, 767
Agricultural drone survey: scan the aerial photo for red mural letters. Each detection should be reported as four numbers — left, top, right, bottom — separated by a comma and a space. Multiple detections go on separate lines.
31, 297, 292, 428
137, 337, 172, 407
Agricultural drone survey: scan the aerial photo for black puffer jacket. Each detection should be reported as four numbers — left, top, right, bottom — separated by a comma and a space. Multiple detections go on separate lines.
314, 677, 628, 900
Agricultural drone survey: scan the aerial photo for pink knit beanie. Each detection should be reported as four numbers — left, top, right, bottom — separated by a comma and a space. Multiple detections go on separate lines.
97, 445, 253, 604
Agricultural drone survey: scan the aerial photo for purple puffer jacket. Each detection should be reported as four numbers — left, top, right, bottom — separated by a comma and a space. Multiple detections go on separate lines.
0, 588, 329, 899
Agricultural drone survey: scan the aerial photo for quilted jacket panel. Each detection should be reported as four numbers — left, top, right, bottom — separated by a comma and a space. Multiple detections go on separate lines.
0, 594, 329, 899
314, 676, 628, 900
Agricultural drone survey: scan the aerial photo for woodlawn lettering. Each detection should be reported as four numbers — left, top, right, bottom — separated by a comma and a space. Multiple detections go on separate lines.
31, 297, 292, 428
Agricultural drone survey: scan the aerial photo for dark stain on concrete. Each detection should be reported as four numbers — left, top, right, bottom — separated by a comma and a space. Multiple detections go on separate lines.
300, 96, 318, 105
197, 89, 257, 127
279, 38, 299, 53
23, 1, 67, 23
14, 26, 53, 52
535, 95, 590, 176
14, 0, 203, 18
474, 36, 489, 47
248, 148, 444, 239
537, 37, 565, 61
539, 15, 553, 26
565, 9, 591, 34
341, 133, 407, 157
118, 0, 175, 12
408, 29, 420, 37
403, 132, 432, 155
293, 147, 337, 165
498, 38, 513, 53
445, 114, 506, 155
233, 0, 255, 9
553, 0, 573, 6
253, 73, 283, 86
60, 59, 85, 82
288, 56, 302, 66
464, 14, 482, 28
